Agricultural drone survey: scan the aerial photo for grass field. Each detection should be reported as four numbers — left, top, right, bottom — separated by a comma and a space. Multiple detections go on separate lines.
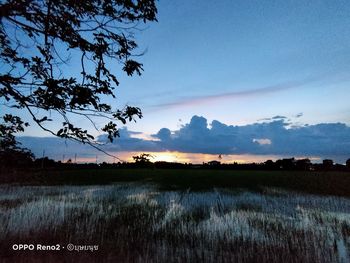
4, 168, 350, 196
0, 169, 350, 262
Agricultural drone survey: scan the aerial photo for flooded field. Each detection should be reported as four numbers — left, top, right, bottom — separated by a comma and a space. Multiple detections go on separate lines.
0, 183, 349, 262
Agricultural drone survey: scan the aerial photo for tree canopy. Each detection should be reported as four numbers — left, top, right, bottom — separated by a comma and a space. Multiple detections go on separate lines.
0, 0, 157, 155
133, 153, 153, 163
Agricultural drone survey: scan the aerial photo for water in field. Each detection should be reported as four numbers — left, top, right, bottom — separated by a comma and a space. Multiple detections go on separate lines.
0, 184, 349, 262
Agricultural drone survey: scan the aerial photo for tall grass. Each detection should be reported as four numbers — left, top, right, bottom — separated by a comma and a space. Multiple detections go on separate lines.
0, 184, 349, 262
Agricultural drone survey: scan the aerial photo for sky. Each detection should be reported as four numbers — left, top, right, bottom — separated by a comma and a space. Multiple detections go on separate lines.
6, 0, 350, 163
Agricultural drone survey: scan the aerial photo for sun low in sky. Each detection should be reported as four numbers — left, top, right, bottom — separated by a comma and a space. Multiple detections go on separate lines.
8, 0, 350, 163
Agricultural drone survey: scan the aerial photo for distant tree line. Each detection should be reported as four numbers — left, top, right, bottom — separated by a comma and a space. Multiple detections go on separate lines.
1, 153, 350, 172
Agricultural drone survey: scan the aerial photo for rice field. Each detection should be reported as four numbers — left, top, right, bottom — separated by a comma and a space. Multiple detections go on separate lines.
0, 183, 349, 262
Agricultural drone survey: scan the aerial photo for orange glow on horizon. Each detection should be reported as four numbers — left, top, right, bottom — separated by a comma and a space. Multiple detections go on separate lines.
70, 151, 321, 164
106, 151, 320, 164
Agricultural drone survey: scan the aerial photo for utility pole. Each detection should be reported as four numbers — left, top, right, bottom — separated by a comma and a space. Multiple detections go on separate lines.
74, 153, 77, 163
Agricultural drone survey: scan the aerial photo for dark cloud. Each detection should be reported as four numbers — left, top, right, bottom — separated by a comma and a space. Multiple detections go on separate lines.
19, 116, 350, 162
153, 116, 350, 158
153, 128, 171, 141
96, 127, 161, 152
272, 115, 287, 120
18, 128, 161, 161
98, 116, 350, 159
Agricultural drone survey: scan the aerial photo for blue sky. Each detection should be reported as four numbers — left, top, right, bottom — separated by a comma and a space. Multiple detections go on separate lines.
7, 0, 350, 162
119, 0, 350, 132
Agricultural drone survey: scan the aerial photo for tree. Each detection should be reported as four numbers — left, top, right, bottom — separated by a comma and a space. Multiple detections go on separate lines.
0, 114, 34, 167
295, 158, 311, 171
322, 159, 334, 170
275, 158, 296, 170
264, 159, 275, 169
0, 114, 28, 151
133, 153, 152, 163
0, 0, 157, 156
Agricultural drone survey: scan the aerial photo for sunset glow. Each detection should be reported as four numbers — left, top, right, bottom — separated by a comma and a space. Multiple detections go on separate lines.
2, 1, 350, 262
104, 151, 322, 165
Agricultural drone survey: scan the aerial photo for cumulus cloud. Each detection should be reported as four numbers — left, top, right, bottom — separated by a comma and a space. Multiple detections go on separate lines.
158, 116, 349, 157
153, 128, 171, 141
150, 115, 349, 157
19, 115, 350, 161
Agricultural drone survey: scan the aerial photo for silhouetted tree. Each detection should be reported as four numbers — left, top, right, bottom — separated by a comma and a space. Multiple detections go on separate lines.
276, 158, 296, 170
0, 114, 34, 168
33, 157, 56, 168
346, 159, 350, 169
322, 159, 334, 170
0, 0, 157, 155
207, 160, 221, 166
0, 114, 27, 150
0, 149, 34, 168
264, 160, 275, 169
133, 153, 153, 164
296, 158, 311, 170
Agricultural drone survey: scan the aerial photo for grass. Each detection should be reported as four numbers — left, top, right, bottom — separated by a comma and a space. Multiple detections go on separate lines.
0, 183, 349, 262
4, 168, 350, 197
0, 169, 350, 262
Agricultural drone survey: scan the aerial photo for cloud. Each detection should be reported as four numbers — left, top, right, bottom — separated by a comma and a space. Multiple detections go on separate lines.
96, 127, 162, 152
253, 138, 272, 145
153, 77, 319, 109
158, 116, 349, 158
153, 128, 171, 141
258, 115, 287, 122
18, 127, 161, 162
271, 115, 287, 120
17, 137, 95, 159
19, 115, 350, 162
137, 115, 350, 158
